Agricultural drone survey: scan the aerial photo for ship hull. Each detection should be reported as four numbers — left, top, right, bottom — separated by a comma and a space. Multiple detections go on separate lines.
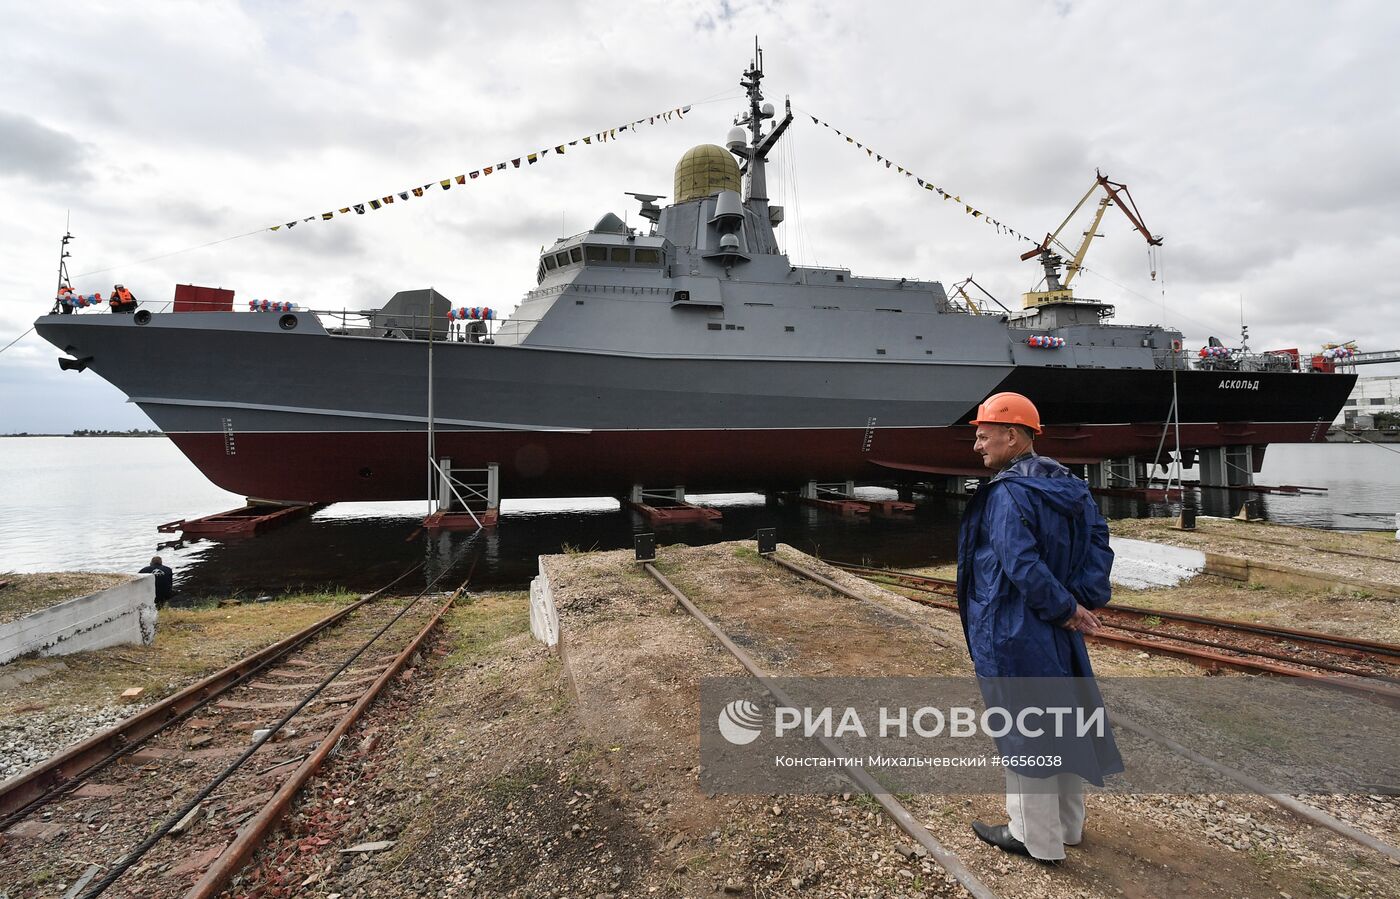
167, 420, 1331, 502
35, 313, 1355, 502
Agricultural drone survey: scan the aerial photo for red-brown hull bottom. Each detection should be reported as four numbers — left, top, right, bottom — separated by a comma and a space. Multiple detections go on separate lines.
168, 421, 1325, 503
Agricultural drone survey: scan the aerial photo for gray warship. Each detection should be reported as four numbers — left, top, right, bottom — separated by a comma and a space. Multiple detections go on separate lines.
34, 50, 1354, 503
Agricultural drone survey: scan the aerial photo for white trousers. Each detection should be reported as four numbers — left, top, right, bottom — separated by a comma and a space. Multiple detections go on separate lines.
1005, 769, 1085, 860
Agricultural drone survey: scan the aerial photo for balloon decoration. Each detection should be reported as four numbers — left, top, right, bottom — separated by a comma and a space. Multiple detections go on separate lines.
58, 291, 103, 308
1026, 335, 1066, 348
1321, 346, 1354, 360
249, 300, 297, 312
1199, 345, 1230, 358
447, 307, 495, 321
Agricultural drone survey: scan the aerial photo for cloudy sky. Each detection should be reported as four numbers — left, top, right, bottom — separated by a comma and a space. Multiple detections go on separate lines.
2, 0, 1396, 432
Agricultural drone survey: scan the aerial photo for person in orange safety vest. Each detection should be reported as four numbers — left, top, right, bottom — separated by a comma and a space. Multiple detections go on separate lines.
109, 284, 138, 314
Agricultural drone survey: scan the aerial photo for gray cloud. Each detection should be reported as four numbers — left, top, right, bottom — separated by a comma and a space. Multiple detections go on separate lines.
0, 110, 92, 184
4, 0, 1400, 432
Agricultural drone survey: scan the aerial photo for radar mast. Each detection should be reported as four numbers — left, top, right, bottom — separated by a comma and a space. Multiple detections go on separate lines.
729, 40, 793, 251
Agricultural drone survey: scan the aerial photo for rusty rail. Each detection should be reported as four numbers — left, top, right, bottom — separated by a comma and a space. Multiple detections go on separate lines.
829, 562, 1400, 707
641, 560, 997, 899
184, 588, 459, 898
828, 561, 1400, 658
813, 557, 1400, 862
0, 566, 420, 825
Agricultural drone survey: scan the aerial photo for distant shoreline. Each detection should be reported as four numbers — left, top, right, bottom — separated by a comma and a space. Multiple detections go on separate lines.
0, 432, 166, 438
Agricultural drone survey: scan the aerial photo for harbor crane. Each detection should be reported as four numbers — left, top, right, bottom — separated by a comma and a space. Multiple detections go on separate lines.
1020, 170, 1163, 310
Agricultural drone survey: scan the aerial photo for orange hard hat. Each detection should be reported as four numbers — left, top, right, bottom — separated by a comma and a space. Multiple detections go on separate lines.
970, 391, 1042, 434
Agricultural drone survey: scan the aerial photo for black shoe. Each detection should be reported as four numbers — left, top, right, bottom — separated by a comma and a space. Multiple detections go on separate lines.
971, 820, 1030, 856
971, 821, 1064, 865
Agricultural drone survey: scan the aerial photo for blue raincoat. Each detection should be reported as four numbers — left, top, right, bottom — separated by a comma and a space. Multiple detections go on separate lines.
956, 453, 1123, 784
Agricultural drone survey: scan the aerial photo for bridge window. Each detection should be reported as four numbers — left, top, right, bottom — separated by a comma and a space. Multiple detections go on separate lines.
570, 247, 583, 263
609, 247, 630, 263
554, 252, 570, 267
585, 245, 608, 262
543, 255, 558, 271
634, 248, 661, 264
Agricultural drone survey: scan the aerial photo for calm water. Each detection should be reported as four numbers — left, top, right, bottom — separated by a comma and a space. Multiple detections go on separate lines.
0, 437, 1396, 599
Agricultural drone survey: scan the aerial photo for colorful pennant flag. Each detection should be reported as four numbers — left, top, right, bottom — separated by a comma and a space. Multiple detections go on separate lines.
803, 112, 1032, 246
269, 99, 699, 233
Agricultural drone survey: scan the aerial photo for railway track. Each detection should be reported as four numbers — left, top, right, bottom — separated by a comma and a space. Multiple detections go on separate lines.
827, 561, 1400, 708
777, 554, 1400, 864
0, 568, 465, 899
639, 560, 999, 899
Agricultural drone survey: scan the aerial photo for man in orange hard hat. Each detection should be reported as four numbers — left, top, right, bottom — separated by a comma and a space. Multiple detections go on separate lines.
956, 391, 1120, 862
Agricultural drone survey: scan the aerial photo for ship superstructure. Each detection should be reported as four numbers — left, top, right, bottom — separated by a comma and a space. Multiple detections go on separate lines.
34, 49, 1353, 504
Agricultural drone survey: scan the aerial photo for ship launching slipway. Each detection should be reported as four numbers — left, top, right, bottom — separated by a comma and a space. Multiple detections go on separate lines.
35, 49, 1355, 508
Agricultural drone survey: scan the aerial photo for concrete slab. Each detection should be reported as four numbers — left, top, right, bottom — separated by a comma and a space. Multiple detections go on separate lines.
1110, 537, 1206, 589
0, 576, 156, 665
528, 566, 559, 649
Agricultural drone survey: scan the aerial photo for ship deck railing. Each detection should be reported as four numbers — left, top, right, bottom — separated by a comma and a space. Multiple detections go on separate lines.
310, 308, 513, 344
1161, 349, 1355, 375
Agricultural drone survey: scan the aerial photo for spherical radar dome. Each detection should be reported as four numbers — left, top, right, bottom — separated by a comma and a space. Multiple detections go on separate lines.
674, 144, 741, 204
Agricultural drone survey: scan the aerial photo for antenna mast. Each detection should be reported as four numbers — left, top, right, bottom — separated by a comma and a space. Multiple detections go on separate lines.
52, 218, 75, 314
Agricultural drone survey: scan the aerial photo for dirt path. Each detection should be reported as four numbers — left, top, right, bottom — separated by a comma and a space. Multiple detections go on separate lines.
656, 542, 1400, 899
233, 578, 976, 897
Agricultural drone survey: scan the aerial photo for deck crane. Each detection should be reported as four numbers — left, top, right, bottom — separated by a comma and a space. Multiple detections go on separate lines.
1018, 170, 1162, 318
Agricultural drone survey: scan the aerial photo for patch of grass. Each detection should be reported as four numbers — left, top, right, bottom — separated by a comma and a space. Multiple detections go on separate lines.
1143, 615, 1163, 627
486, 761, 551, 801
440, 592, 530, 668
0, 596, 361, 715
0, 571, 129, 623
560, 541, 600, 555
15, 864, 58, 889
852, 792, 883, 814
732, 546, 760, 562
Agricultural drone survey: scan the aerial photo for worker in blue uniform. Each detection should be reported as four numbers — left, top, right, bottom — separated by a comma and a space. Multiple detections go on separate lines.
956, 391, 1121, 862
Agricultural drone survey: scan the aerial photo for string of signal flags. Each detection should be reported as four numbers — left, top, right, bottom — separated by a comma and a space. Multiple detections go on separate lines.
800, 111, 1035, 248
267, 98, 1026, 246
269, 104, 694, 233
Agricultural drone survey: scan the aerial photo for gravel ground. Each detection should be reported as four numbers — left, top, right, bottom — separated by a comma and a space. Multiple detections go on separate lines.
0, 702, 149, 781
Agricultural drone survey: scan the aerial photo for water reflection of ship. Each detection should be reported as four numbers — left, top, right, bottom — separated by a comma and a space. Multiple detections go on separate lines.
35, 46, 1353, 505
